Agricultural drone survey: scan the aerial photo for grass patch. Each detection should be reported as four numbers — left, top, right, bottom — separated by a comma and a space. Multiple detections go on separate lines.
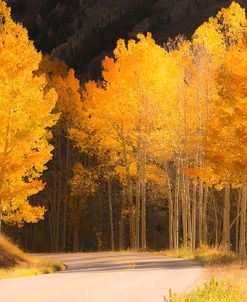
0, 234, 29, 268
166, 278, 246, 302
163, 245, 237, 266
162, 246, 247, 302
0, 234, 64, 279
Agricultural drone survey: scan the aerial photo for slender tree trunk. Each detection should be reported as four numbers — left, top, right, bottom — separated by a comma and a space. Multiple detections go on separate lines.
236, 189, 241, 253
119, 189, 126, 250
167, 176, 173, 249
48, 212, 54, 252
52, 167, 57, 251
239, 185, 247, 261
119, 212, 125, 250
141, 145, 147, 250
192, 184, 197, 250
212, 190, 219, 247
173, 164, 180, 250
123, 143, 135, 249
108, 180, 115, 251
55, 126, 62, 251
141, 182, 147, 250
198, 181, 204, 245
203, 186, 208, 245
181, 173, 188, 247
223, 184, 231, 251
62, 139, 70, 251
62, 201, 67, 251
128, 180, 135, 249
51, 132, 58, 252
135, 147, 141, 250
182, 90, 188, 249
187, 179, 192, 250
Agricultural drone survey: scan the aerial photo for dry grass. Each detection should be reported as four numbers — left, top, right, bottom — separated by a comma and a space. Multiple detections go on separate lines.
0, 234, 29, 268
207, 262, 247, 299
162, 246, 247, 302
0, 235, 64, 279
163, 245, 237, 266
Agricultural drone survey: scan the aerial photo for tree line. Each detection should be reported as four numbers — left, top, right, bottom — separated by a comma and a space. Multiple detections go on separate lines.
1, 1, 247, 258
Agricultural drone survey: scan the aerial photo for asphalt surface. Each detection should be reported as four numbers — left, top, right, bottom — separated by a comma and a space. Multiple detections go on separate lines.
0, 252, 203, 302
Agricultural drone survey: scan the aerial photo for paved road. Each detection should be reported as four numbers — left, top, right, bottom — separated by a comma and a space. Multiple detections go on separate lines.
0, 252, 202, 302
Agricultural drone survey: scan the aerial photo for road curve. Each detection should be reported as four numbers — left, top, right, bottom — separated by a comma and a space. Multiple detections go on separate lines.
0, 252, 202, 302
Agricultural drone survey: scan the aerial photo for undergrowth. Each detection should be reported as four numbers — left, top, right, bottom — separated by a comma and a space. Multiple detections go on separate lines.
163, 245, 237, 266
165, 278, 246, 302
0, 234, 64, 279
162, 246, 247, 302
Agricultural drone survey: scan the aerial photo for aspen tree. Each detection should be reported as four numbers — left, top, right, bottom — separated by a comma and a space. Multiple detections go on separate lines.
0, 1, 58, 229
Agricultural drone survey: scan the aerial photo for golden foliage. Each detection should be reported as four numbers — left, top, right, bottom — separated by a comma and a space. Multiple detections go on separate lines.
69, 1, 247, 203
0, 1, 58, 225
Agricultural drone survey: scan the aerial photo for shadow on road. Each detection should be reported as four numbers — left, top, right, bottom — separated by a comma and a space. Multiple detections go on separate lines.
58, 254, 200, 274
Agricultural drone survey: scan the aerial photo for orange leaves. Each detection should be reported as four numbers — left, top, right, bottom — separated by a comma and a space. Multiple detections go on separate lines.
102, 57, 116, 82
218, 2, 247, 41
113, 38, 127, 59
69, 33, 173, 195
38, 55, 82, 130
183, 166, 219, 188
146, 165, 167, 187
204, 19, 247, 186
69, 163, 98, 197
69, 2, 247, 202
0, 1, 57, 226
181, 2, 247, 189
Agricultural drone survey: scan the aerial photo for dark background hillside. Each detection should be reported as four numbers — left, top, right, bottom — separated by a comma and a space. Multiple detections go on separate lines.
8, 0, 247, 81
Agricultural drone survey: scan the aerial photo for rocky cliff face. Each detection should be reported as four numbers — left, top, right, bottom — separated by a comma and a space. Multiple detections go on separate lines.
8, 0, 247, 80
